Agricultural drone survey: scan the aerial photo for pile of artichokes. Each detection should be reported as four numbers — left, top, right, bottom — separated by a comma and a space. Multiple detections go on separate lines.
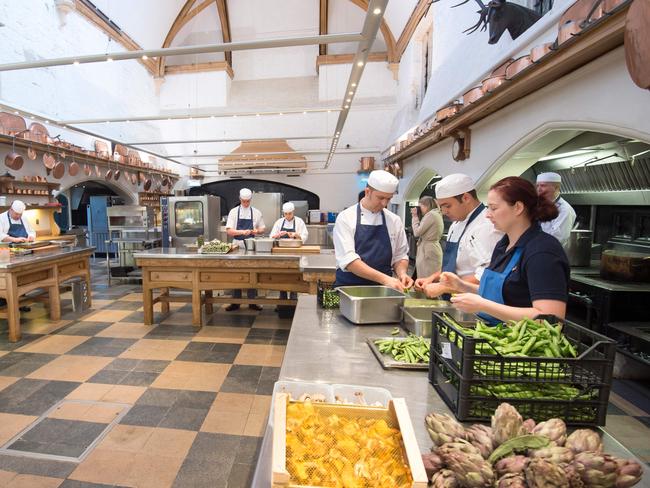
422, 403, 643, 488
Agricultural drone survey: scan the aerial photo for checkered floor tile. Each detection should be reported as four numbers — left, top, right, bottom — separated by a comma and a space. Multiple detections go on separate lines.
0, 260, 290, 487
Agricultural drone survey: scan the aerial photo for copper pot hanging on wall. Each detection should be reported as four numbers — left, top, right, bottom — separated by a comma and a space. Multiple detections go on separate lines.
5, 139, 24, 170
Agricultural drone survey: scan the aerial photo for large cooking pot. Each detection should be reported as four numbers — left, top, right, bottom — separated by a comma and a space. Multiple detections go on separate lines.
601, 250, 650, 282
567, 230, 593, 267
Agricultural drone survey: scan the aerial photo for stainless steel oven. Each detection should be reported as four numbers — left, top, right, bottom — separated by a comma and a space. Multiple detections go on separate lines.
167, 196, 220, 247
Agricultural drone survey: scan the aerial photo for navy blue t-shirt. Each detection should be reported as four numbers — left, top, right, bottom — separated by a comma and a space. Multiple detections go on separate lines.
486, 223, 569, 308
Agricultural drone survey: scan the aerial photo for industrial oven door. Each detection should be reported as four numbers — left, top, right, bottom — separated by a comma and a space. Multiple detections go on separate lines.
171, 200, 206, 239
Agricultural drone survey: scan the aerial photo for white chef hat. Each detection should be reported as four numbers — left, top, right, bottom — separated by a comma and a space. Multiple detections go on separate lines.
367, 170, 399, 193
239, 188, 252, 200
282, 202, 295, 213
536, 172, 562, 183
435, 173, 476, 199
10, 200, 26, 213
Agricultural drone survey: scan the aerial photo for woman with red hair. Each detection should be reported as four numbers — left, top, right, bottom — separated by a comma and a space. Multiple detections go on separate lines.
440, 176, 570, 324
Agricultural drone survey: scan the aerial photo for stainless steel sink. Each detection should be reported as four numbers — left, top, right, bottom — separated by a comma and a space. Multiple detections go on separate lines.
337, 286, 406, 324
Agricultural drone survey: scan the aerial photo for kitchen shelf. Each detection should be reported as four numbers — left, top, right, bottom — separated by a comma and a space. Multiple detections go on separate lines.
0, 205, 62, 210
0, 178, 61, 188
0, 134, 179, 179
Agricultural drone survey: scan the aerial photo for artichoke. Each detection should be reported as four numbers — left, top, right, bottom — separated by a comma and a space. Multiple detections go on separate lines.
525, 458, 569, 488
564, 463, 585, 488
497, 473, 528, 488
422, 452, 445, 480
522, 418, 536, 433
532, 418, 567, 446
492, 403, 525, 446
573, 451, 618, 488
431, 469, 460, 488
565, 429, 603, 454
426, 412, 467, 447
611, 457, 643, 488
466, 424, 495, 459
436, 440, 495, 488
494, 455, 530, 477
531, 446, 575, 465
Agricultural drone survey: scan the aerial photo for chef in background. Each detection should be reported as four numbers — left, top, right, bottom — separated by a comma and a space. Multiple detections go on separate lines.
415, 174, 502, 297
225, 188, 265, 311
0, 200, 36, 243
536, 172, 576, 248
271, 202, 309, 304
333, 170, 413, 291
270, 202, 308, 241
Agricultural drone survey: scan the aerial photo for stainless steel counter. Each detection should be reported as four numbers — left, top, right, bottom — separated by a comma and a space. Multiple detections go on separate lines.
0, 246, 95, 269
251, 295, 650, 487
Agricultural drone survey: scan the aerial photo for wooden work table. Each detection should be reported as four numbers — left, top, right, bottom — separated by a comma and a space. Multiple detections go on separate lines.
0, 246, 94, 342
134, 247, 336, 326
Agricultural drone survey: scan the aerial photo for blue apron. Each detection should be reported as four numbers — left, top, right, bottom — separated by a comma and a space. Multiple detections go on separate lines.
7, 213, 28, 238
278, 219, 295, 238
335, 204, 393, 286
477, 247, 524, 325
234, 206, 254, 241
441, 203, 485, 273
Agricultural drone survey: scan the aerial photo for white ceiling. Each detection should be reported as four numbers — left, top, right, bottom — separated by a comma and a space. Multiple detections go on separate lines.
88, 0, 412, 55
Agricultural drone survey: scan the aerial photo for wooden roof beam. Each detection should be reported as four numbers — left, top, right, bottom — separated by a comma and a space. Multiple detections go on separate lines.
215, 0, 233, 68
319, 0, 329, 56
396, 0, 432, 61
348, 0, 397, 63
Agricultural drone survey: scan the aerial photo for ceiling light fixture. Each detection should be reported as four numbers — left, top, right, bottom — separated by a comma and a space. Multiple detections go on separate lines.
357, 61, 364, 67
142, 55, 149, 60
73, 61, 80, 65
373, 8, 382, 14
106, 57, 113, 62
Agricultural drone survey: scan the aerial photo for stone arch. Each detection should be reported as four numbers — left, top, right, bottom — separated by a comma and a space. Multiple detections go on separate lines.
60, 179, 137, 205
402, 166, 439, 201
477, 119, 650, 193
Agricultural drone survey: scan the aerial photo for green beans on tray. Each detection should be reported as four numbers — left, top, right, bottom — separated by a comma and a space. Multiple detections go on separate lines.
375, 335, 430, 364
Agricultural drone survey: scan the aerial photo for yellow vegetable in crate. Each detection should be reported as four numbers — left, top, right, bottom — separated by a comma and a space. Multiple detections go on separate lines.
285, 401, 413, 487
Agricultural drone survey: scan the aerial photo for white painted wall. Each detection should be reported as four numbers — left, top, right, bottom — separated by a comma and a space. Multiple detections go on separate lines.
159, 70, 231, 110
318, 61, 397, 101
398, 48, 650, 208
168, 2, 225, 66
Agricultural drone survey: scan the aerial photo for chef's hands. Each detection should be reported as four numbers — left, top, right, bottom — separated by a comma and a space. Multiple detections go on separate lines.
398, 274, 414, 290
439, 272, 465, 293
450, 293, 486, 313
10, 237, 28, 243
27, 235, 35, 242
423, 282, 450, 298
414, 277, 432, 290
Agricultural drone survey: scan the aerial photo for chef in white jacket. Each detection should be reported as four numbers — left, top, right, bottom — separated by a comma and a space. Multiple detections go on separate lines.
536, 172, 576, 248
270, 202, 308, 241
0, 200, 36, 243
333, 170, 412, 291
415, 174, 503, 298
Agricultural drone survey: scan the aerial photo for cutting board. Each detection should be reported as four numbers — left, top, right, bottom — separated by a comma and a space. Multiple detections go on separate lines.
272, 245, 321, 254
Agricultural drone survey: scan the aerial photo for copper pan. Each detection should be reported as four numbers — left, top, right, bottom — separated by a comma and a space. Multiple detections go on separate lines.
505, 55, 533, 80
68, 158, 80, 176
113, 167, 121, 181
84, 164, 92, 176
463, 86, 484, 105
558, 21, 581, 45
43, 151, 56, 170
105, 166, 113, 181
5, 139, 24, 170
27, 142, 37, 161
482, 74, 506, 93
131, 173, 137, 185
143, 175, 152, 191
95, 165, 101, 177
531, 42, 553, 63
52, 159, 65, 179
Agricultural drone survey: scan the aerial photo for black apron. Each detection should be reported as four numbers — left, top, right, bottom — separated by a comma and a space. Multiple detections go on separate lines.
278, 218, 295, 238
441, 204, 485, 273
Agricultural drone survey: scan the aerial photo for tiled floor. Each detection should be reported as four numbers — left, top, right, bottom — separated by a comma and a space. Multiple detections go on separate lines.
0, 261, 648, 487
0, 261, 291, 487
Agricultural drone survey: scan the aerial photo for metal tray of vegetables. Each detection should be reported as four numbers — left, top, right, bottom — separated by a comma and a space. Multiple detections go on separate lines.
367, 332, 431, 370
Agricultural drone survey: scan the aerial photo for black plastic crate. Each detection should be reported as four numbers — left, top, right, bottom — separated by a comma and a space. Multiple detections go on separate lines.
431, 312, 616, 387
429, 350, 609, 425
317, 280, 339, 309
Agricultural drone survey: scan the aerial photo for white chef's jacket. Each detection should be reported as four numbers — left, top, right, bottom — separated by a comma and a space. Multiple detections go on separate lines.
225, 206, 265, 232
270, 217, 308, 241
541, 197, 576, 248
446, 205, 503, 280
0, 210, 36, 241
333, 203, 409, 273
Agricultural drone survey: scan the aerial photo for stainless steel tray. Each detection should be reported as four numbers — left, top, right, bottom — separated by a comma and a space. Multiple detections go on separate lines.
276, 238, 302, 248
337, 286, 405, 324
366, 337, 429, 370
403, 304, 455, 338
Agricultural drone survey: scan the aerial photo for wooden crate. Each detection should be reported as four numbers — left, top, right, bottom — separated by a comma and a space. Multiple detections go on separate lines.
271, 393, 427, 487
